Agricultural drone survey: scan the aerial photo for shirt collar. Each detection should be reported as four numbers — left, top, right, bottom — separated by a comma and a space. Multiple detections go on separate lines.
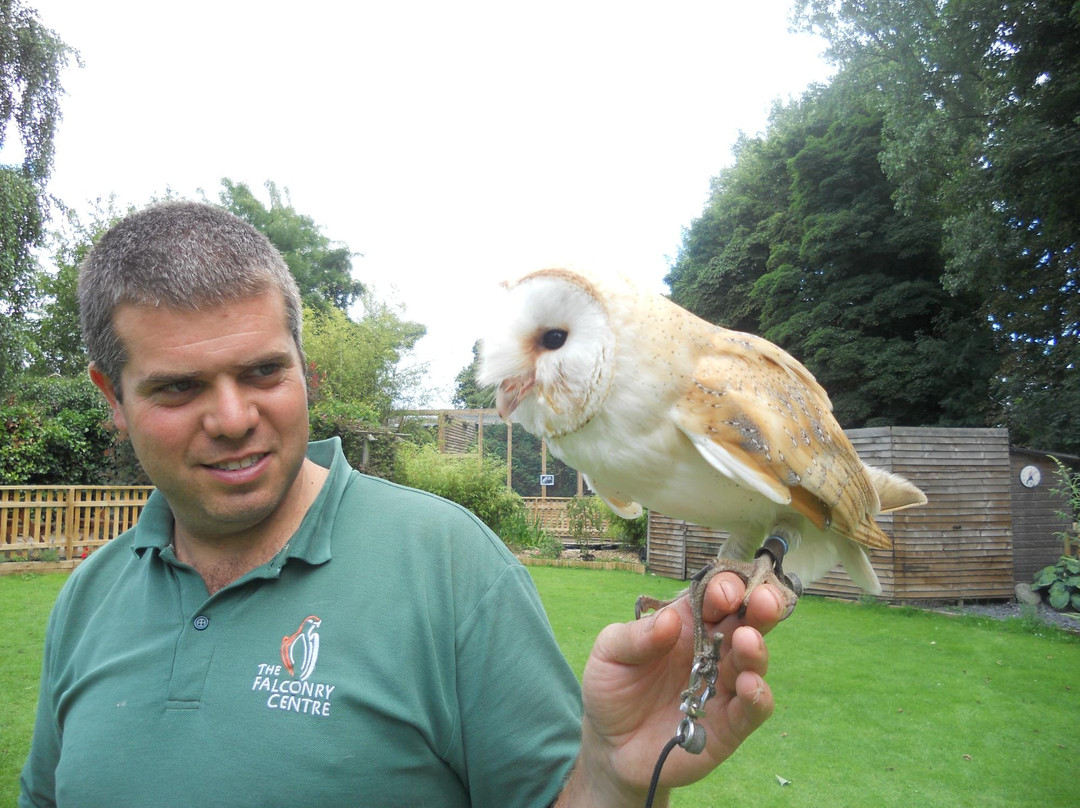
131, 437, 350, 571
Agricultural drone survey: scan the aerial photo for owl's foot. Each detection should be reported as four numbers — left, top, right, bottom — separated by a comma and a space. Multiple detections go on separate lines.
634, 535, 802, 662
700, 536, 803, 620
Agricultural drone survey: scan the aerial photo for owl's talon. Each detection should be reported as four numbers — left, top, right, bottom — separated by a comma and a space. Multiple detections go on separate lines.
634, 596, 647, 620
634, 594, 670, 620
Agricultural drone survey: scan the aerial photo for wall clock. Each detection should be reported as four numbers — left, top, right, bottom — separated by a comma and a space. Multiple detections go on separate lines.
1020, 465, 1041, 488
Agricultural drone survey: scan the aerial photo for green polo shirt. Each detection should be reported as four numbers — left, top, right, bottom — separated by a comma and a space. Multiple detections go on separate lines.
20, 439, 581, 807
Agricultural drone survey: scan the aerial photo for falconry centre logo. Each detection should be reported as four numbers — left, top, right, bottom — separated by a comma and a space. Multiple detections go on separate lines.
250, 615, 335, 718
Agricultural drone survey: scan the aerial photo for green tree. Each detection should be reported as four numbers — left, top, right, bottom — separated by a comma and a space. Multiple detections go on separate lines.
794, 0, 1080, 449
216, 178, 364, 314
452, 341, 495, 409
28, 196, 124, 375
5, 185, 426, 481
303, 296, 427, 421
0, 0, 76, 385
667, 123, 802, 336
668, 77, 996, 428
29, 183, 369, 378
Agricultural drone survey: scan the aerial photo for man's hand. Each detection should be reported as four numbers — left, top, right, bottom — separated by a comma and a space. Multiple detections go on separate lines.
556, 572, 786, 807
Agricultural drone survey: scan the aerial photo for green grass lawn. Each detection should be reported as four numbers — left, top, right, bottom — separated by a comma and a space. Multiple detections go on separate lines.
1, 572, 67, 805
527, 566, 1079, 808
4, 568, 1078, 807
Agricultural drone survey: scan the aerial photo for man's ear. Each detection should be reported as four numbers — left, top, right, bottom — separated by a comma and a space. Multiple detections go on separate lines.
88, 363, 128, 433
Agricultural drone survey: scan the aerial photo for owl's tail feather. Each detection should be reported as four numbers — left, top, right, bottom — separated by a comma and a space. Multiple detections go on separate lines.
865, 465, 928, 513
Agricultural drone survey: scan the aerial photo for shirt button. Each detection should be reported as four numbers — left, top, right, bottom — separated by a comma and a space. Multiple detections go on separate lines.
193, 615, 210, 631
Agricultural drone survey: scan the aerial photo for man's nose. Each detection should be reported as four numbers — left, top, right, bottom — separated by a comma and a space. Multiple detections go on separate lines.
203, 382, 258, 439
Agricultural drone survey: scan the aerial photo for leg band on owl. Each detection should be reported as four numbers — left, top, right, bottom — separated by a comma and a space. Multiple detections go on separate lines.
756, 535, 789, 567
756, 535, 804, 601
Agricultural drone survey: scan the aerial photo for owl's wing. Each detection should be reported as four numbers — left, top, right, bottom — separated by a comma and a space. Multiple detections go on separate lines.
671, 329, 890, 549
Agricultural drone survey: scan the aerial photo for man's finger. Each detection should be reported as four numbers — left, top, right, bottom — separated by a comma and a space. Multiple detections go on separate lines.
700, 574, 785, 629
592, 606, 683, 667
723, 669, 774, 741
718, 625, 769, 692
741, 584, 786, 634
700, 571, 748, 621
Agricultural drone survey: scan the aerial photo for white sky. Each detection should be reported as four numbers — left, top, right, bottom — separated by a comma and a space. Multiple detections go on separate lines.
11, 0, 833, 407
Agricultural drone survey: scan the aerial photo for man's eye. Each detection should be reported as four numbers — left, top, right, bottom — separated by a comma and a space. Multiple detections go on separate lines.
160, 380, 196, 395
250, 363, 282, 379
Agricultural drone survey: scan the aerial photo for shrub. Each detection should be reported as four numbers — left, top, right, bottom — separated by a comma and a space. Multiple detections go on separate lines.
0, 401, 116, 485
1048, 456, 1080, 557
606, 508, 648, 554
497, 508, 562, 558
94, 434, 151, 485
0, 375, 137, 484
1032, 556, 1080, 612
565, 495, 609, 559
535, 531, 564, 559
393, 443, 522, 533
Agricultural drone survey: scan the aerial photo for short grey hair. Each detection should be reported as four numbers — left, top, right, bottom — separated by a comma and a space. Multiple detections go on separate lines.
79, 201, 304, 393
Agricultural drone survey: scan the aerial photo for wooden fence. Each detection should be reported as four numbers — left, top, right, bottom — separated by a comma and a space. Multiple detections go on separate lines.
0, 489, 595, 566
524, 497, 573, 538
0, 486, 155, 562
522, 496, 610, 542
518, 556, 646, 573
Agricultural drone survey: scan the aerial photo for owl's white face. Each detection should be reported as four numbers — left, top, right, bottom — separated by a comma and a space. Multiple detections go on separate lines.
478, 269, 616, 439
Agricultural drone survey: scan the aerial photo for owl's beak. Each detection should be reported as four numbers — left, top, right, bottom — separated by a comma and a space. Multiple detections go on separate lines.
496, 376, 534, 421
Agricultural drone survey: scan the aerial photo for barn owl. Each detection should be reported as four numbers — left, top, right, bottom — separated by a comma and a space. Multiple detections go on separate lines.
477, 268, 926, 648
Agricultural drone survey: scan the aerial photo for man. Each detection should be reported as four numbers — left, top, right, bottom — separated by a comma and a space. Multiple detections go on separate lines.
20, 202, 784, 807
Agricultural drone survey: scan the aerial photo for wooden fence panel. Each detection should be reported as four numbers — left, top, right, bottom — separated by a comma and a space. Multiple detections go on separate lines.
1, 488, 604, 564
524, 497, 573, 538
889, 428, 1014, 600
647, 513, 725, 579
1, 486, 155, 561
1, 487, 68, 557
522, 497, 607, 542
644, 514, 688, 579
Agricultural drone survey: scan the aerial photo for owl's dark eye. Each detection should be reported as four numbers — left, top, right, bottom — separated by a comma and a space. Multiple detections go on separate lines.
541, 329, 568, 350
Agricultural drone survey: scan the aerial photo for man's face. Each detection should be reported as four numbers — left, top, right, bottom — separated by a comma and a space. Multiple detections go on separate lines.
91, 290, 311, 545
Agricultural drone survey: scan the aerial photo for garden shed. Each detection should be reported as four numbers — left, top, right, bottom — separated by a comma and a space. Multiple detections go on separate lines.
647, 427, 1073, 602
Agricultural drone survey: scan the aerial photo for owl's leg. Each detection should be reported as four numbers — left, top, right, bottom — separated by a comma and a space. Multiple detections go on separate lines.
725, 531, 802, 618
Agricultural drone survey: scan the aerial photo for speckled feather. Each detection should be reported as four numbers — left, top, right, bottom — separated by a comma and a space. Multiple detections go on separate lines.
674, 329, 892, 550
